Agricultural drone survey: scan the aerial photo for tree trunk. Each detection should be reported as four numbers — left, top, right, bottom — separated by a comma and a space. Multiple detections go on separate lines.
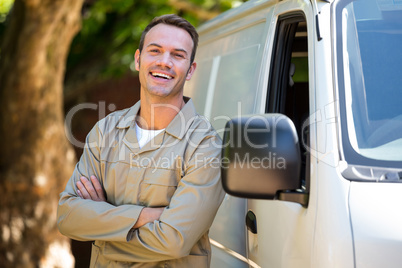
0, 0, 84, 267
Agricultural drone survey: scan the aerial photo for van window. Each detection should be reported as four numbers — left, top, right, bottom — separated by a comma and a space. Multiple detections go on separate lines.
335, 0, 402, 168
267, 14, 310, 191
185, 21, 267, 137
211, 44, 260, 135
184, 59, 213, 115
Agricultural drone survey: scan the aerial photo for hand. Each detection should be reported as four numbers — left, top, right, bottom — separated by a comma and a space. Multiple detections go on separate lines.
76, 175, 107, 202
133, 207, 165, 229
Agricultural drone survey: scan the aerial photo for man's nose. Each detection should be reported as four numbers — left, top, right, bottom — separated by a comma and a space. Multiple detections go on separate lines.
156, 52, 173, 68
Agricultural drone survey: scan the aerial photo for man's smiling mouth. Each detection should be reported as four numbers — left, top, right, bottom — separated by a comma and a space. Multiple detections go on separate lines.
151, 72, 173, 80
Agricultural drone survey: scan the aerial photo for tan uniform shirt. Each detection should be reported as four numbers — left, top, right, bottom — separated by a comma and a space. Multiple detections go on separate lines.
57, 98, 225, 267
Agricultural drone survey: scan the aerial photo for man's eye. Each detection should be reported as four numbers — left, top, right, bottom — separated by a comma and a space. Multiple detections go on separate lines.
175, 54, 185, 58
150, 49, 159, 53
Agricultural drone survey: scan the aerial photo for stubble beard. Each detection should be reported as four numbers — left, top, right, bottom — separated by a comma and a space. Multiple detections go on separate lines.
138, 57, 190, 100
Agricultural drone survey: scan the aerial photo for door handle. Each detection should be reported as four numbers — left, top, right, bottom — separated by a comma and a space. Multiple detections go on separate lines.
246, 210, 257, 234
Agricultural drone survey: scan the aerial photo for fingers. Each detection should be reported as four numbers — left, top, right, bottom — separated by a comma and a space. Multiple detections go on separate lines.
155, 207, 165, 218
81, 176, 99, 200
76, 176, 106, 202
77, 189, 84, 198
76, 179, 92, 199
146, 207, 165, 222
90, 175, 106, 201
133, 207, 163, 229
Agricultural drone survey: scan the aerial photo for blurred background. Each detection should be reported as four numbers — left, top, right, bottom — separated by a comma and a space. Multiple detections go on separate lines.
0, 0, 246, 267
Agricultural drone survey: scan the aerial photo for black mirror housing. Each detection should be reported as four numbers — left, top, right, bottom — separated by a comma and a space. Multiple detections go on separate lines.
221, 114, 301, 199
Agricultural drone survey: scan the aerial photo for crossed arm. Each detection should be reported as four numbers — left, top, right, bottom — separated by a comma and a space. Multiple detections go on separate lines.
76, 175, 163, 229
57, 121, 224, 262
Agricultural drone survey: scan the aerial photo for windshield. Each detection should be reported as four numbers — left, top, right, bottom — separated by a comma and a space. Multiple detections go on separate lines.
335, 0, 402, 168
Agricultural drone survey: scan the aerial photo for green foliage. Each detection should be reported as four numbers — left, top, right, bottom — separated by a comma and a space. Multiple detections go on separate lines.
291, 57, 309, 82
0, 0, 13, 55
66, 0, 245, 80
0, 0, 246, 81
0, 0, 13, 22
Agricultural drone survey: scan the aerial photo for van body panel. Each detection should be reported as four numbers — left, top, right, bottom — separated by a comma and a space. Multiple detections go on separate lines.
197, 0, 277, 36
186, 6, 274, 132
186, 0, 402, 267
186, 3, 276, 266
349, 182, 402, 268
209, 195, 248, 267
246, 1, 318, 267
308, 3, 355, 267
312, 165, 354, 268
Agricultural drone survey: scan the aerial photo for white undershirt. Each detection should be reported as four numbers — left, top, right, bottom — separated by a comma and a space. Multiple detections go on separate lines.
135, 122, 165, 149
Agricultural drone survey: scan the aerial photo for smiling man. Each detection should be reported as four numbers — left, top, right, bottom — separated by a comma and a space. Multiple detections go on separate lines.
57, 15, 225, 267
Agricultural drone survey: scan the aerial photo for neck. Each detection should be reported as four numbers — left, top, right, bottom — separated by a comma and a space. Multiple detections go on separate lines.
137, 94, 185, 130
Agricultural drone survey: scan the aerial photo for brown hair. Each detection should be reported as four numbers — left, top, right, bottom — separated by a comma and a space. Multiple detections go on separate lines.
138, 14, 199, 64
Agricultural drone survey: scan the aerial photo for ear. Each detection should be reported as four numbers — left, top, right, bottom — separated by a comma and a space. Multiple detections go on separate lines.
186, 62, 197, 81
134, 49, 141, 71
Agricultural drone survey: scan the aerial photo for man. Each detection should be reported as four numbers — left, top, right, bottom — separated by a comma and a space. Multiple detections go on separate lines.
57, 14, 225, 267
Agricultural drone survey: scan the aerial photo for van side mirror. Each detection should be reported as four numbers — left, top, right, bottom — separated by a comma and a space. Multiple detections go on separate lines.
221, 114, 304, 203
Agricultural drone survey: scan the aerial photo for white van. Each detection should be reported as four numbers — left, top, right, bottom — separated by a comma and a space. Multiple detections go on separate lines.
185, 0, 402, 267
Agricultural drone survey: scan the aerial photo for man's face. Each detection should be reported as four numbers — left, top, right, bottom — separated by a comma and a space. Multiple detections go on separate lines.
135, 23, 196, 100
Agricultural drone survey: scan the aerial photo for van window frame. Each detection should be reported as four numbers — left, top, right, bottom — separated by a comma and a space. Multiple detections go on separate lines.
266, 12, 310, 192
266, 14, 305, 114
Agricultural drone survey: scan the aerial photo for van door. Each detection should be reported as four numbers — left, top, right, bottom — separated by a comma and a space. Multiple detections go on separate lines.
247, 3, 315, 267
185, 4, 276, 267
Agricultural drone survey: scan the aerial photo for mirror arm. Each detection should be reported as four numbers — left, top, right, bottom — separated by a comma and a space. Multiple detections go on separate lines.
276, 190, 309, 207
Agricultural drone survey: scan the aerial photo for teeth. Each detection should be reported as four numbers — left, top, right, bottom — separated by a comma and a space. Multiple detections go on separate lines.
152, 72, 173, 80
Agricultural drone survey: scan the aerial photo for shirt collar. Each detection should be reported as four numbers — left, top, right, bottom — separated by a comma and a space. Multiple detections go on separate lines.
165, 96, 197, 140
115, 96, 197, 140
116, 101, 141, 129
